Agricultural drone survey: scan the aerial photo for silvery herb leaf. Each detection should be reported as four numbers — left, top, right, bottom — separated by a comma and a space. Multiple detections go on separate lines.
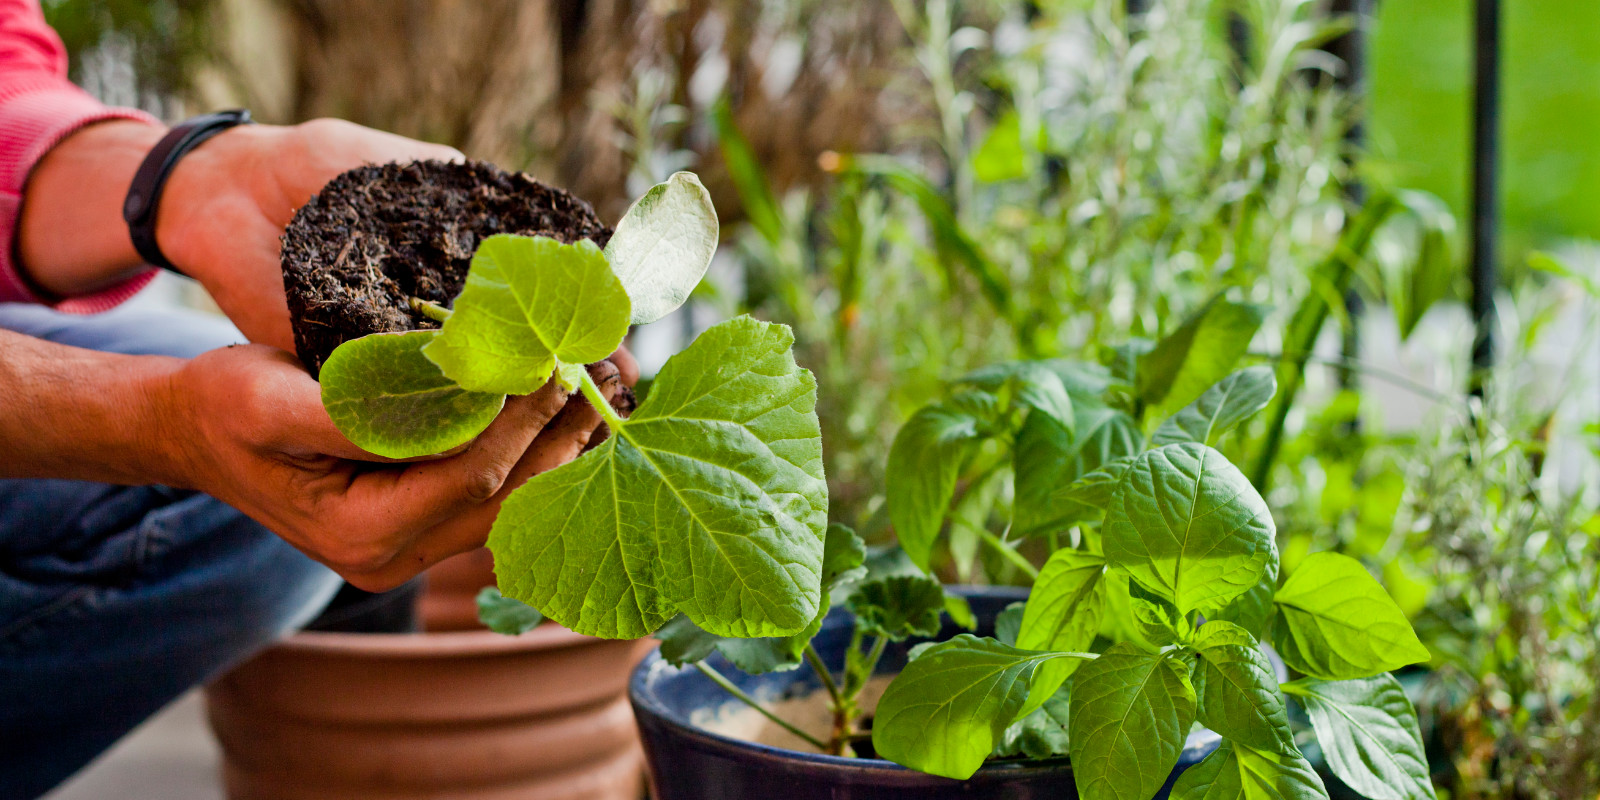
320, 330, 505, 459
887, 392, 1000, 569
475, 587, 545, 635
1170, 740, 1329, 800
1068, 644, 1197, 800
489, 316, 827, 639
655, 524, 866, 673
1139, 299, 1268, 417
994, 685, 1072, 759
1286, 674, 1436, 800
424, 235, 632, 394
1015, 402, 1142, 536
1153, 366, 1277, 447
1271, 552, 1430, 680
872, 635, 1088, 779
604, 172, 720, 325
1104, 443, 1277, 616
1192, 621, 1295, 755
846, 575, 945, 642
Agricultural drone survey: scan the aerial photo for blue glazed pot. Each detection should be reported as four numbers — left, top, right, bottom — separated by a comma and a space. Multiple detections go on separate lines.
630, 586, 1221, 800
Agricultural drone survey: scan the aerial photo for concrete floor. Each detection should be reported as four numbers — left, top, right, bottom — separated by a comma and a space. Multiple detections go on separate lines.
43, 691, 222, 800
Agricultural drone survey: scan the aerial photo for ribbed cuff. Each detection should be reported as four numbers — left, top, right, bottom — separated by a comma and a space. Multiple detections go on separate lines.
0, 78, 161, 312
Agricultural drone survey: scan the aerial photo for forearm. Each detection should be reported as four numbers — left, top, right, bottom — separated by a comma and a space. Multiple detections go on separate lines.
0, 327, 189, 485
15, 120, 166, 297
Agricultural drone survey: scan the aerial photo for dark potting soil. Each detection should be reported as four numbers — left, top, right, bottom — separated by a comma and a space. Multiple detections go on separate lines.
281, 159, 613, 376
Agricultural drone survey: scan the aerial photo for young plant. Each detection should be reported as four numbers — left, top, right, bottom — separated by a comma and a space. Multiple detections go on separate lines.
658, 302, 1437, 800
316, 172, 829, 641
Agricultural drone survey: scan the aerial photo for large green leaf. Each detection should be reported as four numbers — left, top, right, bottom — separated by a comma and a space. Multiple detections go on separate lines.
1104, 443, 1277, 616
1192, 622, 1295, 755
872, 635, 1087, 779
424, 235, 632, 394
320, 330, 505, 459
1287, 675, 1436, 800
1153, 367, 1278, 447
886, 394, 996, 569
846, 575, 945, 642
1015, 402, 1142, 536
1139, 300, 1268, 416
1271, 552, 1430, 680
1170, 741, 1329, 800
488, 316, 827, 639
604, 172, 720, 325
1068, 644, 1197, 800
655, 524, 866, 673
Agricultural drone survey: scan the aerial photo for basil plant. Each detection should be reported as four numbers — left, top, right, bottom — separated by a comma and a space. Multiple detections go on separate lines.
661, 298, 1437, 800
317, 172, 829, 642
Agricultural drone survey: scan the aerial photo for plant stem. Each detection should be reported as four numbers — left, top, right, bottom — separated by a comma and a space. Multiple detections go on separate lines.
578, 368, 625, 430
694, 662, 828, 752
977, 529, 1039, 581
409, 296, 453, 322
804, 643, 843, 706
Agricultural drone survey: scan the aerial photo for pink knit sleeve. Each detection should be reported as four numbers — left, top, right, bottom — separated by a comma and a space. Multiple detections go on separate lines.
0, 0, 160, 312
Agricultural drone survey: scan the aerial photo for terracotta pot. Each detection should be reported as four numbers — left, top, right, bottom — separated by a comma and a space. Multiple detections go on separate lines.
206, 626, 656, 800
420, 548, 498, 632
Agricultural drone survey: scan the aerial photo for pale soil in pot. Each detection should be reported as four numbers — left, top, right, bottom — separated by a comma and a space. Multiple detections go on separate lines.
693, 674, 896, 753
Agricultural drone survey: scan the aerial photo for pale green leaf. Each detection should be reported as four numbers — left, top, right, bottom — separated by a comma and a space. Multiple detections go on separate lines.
995, 601, 1026, 646
872, 635, 1086, 779
944, 592, 978, 631
1139, 300, 1268, 416
1053, 456, 1137, 521
1192, 622, 1295, 755
320, 330, 505, 459
1068, 644, 1197, 800
1018, 549, 1106, 655
1128, 580, 1184, 646
1015, 402, 1143, 536
994, 685, 1071, 759
425, 235, 631, 394
1213, 556, 1279, 640
604, 172, 720, 325
886, 395, 993, 569
1170, 741, 1329, 800
488, 316, 827, 639
1104, 443, 1277, 616
958, 360, 1075, 430
1153, 366, 1278, 447
1287, 674, 1436, 800
475, 587, 545, 635
1271, 552, 1430, 680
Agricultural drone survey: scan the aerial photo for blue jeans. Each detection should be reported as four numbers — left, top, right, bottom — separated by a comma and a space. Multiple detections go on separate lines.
0, 303, 341, 799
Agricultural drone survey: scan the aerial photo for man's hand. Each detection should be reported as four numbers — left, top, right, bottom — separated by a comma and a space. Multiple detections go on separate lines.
158, 119, 463, 351
166, 344, 623, 591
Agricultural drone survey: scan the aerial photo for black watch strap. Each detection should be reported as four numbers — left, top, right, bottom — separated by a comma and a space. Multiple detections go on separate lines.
122, 109, 254, 275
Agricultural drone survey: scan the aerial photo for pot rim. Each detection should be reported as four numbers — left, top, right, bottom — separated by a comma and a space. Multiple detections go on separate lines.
629, 648, 1222, 777
273, 623, 621, 658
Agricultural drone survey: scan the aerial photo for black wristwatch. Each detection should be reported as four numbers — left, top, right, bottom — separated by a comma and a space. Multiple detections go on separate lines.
122, 109, 254, 275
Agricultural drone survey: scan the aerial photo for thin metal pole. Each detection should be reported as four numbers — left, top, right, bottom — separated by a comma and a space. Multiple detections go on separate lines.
1470, 0, 1501, 374
1328, 0, 1369, 400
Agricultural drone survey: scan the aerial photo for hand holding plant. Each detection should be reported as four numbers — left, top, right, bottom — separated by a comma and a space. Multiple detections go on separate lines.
316, 172, 830, 640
